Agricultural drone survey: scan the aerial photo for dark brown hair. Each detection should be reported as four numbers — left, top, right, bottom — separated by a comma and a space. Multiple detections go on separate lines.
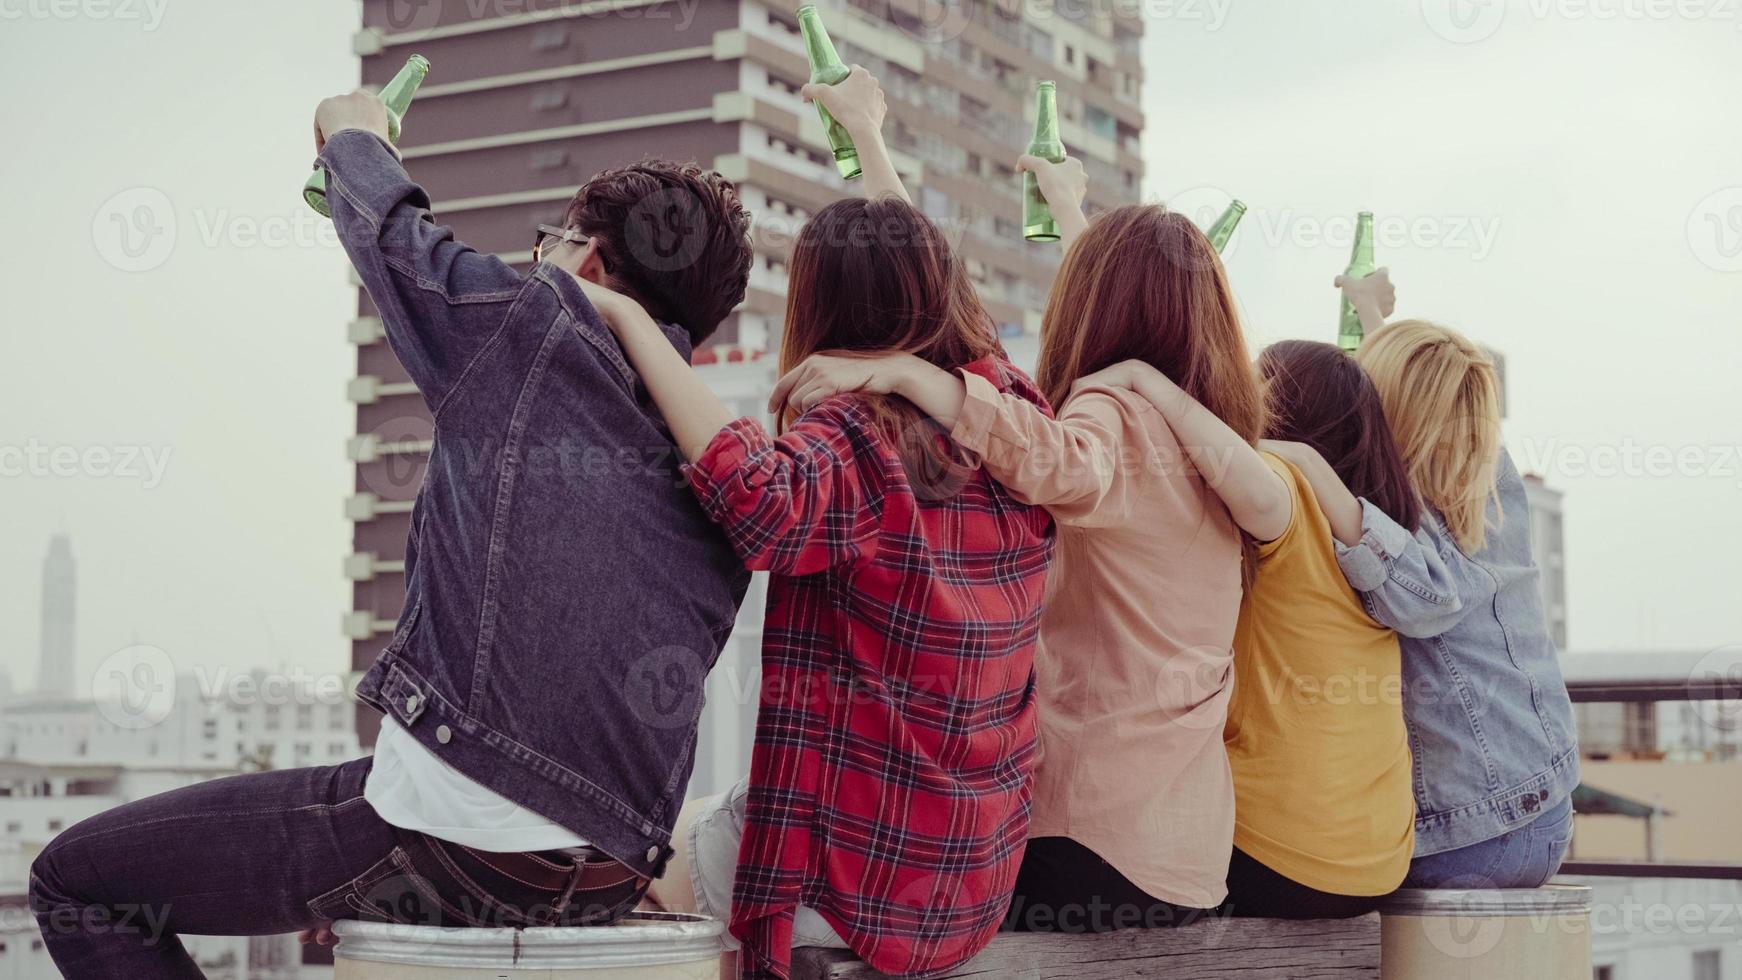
1259, 340, 1422, 531
779, 197, 1001, 493
563, 160, 753, 345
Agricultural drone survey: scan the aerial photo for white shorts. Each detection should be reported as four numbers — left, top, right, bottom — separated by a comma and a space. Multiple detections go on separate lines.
688, 780, 849, 952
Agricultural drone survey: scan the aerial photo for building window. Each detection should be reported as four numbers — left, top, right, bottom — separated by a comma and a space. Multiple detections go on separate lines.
48, 818, 63, 831
1693, 950, 1721, 980
1594, 966, 1614, 980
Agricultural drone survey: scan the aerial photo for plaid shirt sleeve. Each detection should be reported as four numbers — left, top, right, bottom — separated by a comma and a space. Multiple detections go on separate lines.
683, 403, 885, 576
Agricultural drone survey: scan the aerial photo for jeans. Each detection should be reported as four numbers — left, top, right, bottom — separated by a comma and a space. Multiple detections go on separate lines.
28, 759, 647, 980
1004, 837, 1218, 933
1405, 795, 1574, 889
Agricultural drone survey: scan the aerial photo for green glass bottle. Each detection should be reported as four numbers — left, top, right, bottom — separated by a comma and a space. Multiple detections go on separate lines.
304, 54, 431, 218
1204, 200, 1247, 254
1338, 211, 1377, 353
1023, 81, 1065, 243
797, 5, 860, 181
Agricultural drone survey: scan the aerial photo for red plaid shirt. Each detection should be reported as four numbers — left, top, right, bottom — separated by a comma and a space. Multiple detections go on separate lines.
684, 356, 1054, 980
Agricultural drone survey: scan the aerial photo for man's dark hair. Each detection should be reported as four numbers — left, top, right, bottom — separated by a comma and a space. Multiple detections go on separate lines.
564, 161, 753, 346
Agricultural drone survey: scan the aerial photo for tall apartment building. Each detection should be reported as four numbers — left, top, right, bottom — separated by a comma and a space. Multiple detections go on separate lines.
342, 0, 1148, 765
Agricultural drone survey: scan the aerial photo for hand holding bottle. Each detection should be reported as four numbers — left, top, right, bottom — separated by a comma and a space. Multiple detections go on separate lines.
313, 90, 395, 155
1016, 155, 1087, 212
1017, 153, 1089, 248
1335, 266, 1396, 323
802, 65, 886, 140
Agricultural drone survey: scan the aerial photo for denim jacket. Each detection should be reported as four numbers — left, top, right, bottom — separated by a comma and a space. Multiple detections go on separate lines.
1334, 450, 1580, 856
320, 130, 748, 878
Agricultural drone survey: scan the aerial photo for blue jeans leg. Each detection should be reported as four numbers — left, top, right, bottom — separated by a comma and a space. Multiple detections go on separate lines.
1405, 796, 1574, 889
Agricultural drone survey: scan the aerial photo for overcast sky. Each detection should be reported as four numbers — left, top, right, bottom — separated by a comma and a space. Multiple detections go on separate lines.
1, 0, 1738, 697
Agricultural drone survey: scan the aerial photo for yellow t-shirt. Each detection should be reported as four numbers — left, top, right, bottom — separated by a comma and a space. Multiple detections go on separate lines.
1224, 454, 1415, 896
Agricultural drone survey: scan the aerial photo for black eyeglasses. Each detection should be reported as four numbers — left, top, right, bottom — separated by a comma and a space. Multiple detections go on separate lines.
532, 223, 590, 264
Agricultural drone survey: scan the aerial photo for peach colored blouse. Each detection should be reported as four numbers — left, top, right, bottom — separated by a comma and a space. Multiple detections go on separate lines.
952, 375, 1243, 909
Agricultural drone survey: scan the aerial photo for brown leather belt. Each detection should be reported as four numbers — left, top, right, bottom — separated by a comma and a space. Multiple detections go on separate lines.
458, 844, 642, 894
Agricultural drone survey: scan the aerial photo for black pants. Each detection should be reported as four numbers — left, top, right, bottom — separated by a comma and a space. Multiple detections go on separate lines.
28, 759, 647, 980
1003, 837, 1216, 933
1220, 847, 1385, 919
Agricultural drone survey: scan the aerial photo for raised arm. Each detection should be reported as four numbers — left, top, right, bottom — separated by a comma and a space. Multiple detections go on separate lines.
583, 281, 881, 574
1078, 361, 1291, 542
803, 66, 909, 204
314, 93, 524, 414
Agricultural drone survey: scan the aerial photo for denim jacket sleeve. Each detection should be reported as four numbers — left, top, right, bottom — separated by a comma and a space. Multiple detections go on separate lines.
1334, 498, 1468, 638
318, 129, 524, 414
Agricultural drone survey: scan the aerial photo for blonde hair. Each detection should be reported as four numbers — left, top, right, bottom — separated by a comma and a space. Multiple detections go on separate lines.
1355, 320, 1502, 553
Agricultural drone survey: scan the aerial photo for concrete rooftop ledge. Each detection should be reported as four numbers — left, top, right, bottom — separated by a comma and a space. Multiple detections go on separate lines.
793, 914, 1383, 980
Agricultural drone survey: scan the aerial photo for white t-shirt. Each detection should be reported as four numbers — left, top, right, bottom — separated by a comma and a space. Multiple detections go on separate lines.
366, 717, 588, 853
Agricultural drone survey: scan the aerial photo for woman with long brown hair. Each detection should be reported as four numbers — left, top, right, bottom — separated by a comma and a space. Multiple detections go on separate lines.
586, 68, 1054, 980
772, 171, 1285, 930
1091, 336, 1440, 918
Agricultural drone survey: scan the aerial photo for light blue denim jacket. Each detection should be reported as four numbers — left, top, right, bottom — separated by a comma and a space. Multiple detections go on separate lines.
1333, 450, 1580, 856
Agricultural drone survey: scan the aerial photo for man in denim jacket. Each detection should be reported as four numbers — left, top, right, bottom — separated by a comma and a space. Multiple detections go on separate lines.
32, 91, 752, 979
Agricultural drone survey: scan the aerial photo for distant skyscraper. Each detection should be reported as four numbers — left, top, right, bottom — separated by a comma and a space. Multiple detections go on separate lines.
1522, 474, 1568, 651
39, 534, 76, 697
